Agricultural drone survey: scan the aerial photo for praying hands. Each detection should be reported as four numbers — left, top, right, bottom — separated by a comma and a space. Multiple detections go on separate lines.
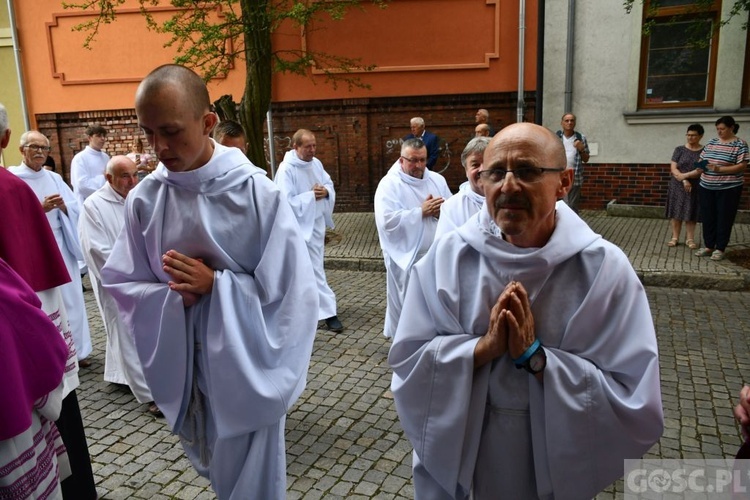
474, 281, 536, 369
162, 249, 214, 307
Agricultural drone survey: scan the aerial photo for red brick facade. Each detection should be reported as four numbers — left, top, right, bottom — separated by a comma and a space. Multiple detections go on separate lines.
36, 91, 535, 211
40, 93, 750, 213
580, 163, 750, 211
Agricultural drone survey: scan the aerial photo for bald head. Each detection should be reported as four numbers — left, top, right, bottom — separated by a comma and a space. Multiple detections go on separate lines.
475, 124, 490, 137
486, 123, 566, 169
136, 64, 210, 119
106, 155, 139, 198
134, 64, 218, 172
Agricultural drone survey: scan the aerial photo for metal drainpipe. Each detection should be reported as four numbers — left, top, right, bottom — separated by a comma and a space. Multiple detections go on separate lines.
516, 0, 526, 123
564, 0, 575, 113
535, 0, 545, 125
7, 0, 30, 130
266, 108, 276, 178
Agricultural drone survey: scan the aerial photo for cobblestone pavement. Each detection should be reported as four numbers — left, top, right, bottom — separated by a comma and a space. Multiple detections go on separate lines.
78, 269, 750, 499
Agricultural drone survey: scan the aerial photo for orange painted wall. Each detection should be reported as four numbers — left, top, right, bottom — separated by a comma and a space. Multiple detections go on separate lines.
15, 0, 536, 122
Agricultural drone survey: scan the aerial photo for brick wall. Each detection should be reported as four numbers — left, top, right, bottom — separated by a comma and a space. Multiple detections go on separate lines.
580, 163, 750, 211
35, 91, 534, 211
36, 109, 144, 184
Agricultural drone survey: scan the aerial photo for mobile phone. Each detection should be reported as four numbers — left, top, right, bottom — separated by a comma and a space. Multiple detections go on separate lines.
695, 159, 708, 170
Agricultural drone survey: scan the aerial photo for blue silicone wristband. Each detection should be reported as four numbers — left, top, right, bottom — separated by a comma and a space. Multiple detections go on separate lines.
512, 338, 541, 366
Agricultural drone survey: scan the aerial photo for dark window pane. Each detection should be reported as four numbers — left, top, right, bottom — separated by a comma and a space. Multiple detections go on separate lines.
643, 18, 712, 103
652, 0, 701, 7
646, 74, 708, 102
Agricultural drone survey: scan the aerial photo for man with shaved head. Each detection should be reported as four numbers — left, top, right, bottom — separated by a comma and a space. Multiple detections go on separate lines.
79, 156, 160, 417
101, 64, 318, 499
390, 123, 663, 499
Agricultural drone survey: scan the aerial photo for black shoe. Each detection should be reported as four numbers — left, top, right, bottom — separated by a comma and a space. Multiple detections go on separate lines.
325, 316, 344, 333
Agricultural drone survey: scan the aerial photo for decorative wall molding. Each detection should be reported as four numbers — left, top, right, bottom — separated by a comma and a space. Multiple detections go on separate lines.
45, 6, 229, 85
304, 0, 500, 74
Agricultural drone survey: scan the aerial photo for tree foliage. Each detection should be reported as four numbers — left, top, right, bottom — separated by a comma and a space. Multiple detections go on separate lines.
62, 0, 388, 168
623, 0, 750, 38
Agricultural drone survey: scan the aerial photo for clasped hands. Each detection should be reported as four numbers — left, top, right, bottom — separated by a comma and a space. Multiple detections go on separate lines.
474, 281, 536, 369
312, 183, 328, 200
422, 194, 444, 218
42, 194, 65, 213
162, 249, 214, 308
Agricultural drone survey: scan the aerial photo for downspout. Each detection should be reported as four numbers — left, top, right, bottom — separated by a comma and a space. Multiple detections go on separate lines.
564, 0, 575, 113
266, 108, 276, 177
516, 0, 526, 123
7, 0, 30, 130
535, 0, 544, 124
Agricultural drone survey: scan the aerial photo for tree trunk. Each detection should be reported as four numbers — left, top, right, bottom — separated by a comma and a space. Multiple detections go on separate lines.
239, 0, 273, 172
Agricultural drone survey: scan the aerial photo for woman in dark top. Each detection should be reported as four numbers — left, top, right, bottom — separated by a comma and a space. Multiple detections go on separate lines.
665, 124, 704, 249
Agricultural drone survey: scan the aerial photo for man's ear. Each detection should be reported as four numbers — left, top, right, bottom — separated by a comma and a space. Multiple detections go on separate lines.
2, 128, 12, 151
203, 112, 219, 136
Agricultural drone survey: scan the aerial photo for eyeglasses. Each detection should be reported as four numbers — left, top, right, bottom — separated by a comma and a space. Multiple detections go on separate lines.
401, 156, 427, 165
24, 144, 51, 153
477, 167, 566, 185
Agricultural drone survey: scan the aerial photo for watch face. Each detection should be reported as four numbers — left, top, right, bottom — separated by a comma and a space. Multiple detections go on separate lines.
527, 351, 546, 373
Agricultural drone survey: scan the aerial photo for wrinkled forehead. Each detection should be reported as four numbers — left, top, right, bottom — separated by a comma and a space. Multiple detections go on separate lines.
484, 129, 562, 168
26, 132, 49, 145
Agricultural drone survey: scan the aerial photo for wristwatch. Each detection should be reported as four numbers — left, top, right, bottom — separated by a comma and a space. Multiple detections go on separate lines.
515, 343, 546, 374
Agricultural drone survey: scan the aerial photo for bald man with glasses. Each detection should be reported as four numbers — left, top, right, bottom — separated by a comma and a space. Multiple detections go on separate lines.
374, 137, 452, 339
390, 123, 662, 499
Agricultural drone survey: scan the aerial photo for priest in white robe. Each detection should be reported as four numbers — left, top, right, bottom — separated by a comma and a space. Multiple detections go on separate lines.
70, 125, 110, 209
10, 130, 93, 363
435, 137, 489, 239
374, 137, 452, 338
389, 123, 663, 500
101, 64, 318, 500
79, 155, 156, 412
275, 129, 343, 332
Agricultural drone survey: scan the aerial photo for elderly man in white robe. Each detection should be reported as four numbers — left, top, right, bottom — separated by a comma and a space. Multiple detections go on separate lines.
389, 123, 663, 500
435, 136, 489, 239
79, 155, 161, 416
374, 138, 452, 339
275, 129, 343, 332
101, 64, 318, 500
9, 130, 93, 366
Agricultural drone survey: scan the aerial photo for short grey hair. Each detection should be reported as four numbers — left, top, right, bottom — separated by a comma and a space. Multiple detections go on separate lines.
401, 137, 425, 155
461, 137, 490, 167
19, 130, 49, 147
410, 117, 425, 128
0, 103, 8, 137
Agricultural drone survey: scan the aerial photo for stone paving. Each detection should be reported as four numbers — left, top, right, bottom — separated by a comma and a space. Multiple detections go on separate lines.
74, 211, 750, 499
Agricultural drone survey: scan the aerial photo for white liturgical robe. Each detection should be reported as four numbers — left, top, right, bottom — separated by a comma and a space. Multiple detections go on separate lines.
374, 161, 452, 338
70, 146, 109, 208
389, 202, 663, 500
275, 149, 337, 319
101, 142, 318, 499
9, 164, 93, 360
434, 181, 485, 239
79, 182, 152, 403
